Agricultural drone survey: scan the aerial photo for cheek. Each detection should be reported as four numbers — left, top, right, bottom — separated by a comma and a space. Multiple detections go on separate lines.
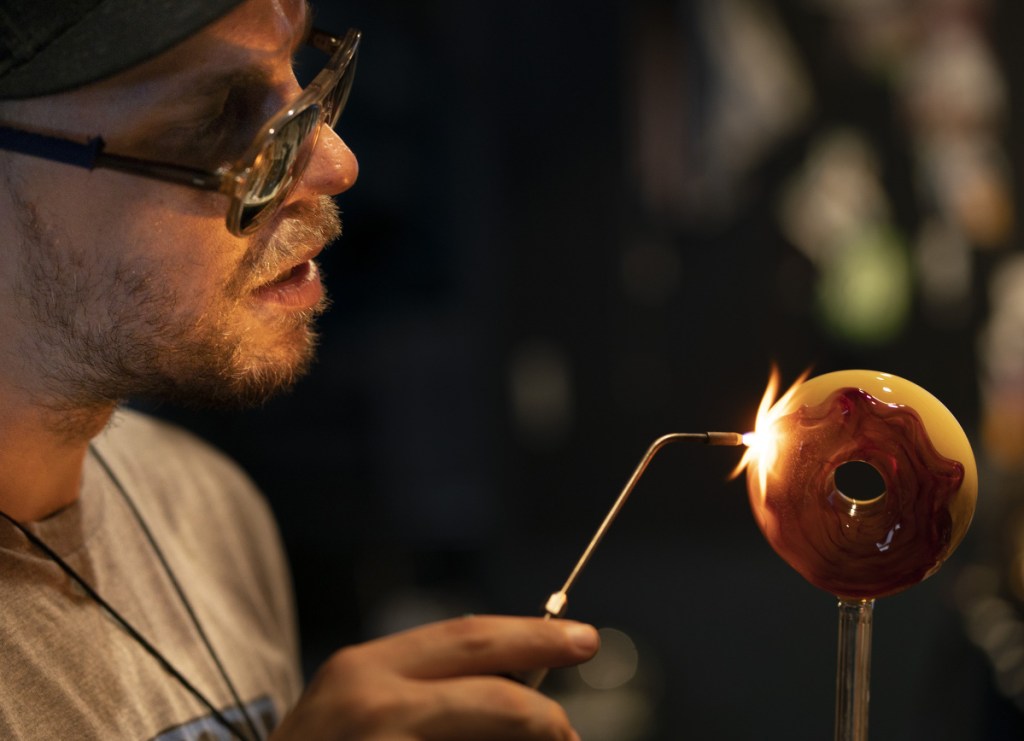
46, 170, 244, 297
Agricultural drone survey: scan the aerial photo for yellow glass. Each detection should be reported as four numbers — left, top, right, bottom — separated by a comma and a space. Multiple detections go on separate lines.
745, 369, 978, 600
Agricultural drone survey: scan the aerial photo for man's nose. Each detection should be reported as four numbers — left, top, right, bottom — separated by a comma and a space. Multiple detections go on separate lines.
295, 126, 358, 198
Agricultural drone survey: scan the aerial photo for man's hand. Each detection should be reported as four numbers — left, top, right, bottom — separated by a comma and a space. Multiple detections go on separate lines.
270, 615, 600, 740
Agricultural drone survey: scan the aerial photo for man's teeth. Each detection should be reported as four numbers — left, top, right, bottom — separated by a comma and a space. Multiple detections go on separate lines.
270, 265, 299, 285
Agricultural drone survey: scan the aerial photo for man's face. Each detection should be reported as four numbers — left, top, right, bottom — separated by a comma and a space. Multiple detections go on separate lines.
0, 0, 358, 417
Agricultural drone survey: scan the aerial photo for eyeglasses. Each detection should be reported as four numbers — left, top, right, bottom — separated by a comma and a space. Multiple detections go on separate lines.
0, 27, 360, 236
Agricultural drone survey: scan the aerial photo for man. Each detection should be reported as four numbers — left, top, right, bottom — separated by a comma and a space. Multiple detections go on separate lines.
0, 1, 599, 739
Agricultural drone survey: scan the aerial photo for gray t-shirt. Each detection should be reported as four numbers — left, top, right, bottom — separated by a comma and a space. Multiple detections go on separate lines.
0, 409, 302, 740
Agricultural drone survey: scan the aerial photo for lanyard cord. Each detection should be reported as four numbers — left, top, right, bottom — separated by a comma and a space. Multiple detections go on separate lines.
0, 446, 262, 741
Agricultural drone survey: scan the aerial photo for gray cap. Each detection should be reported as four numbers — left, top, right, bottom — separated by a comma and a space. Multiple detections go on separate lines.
0, 0, 246, 99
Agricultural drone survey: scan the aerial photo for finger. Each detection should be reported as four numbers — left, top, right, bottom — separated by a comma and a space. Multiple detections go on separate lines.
358, 615, 600, 679
411, 675, 581, 741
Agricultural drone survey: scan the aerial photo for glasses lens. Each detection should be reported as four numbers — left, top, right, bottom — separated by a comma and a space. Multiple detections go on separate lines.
324, 54, 357, 128
236, 104, 321, 232
229, 29, 360, 235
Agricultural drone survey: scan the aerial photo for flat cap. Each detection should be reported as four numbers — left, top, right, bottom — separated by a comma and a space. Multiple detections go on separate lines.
0, 0, 246, 99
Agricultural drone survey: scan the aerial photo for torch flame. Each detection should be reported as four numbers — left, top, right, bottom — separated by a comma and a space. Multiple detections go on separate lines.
730, 366, 810, 494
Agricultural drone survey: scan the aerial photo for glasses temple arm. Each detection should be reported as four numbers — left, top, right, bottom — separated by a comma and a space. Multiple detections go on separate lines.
0, 125, 223, 191
0, 125, 106, 169
95, 151, 223, 191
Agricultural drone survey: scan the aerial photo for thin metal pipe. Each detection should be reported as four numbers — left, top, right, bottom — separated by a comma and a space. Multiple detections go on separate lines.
550, 432, 742, 607
520, 431, 744, 688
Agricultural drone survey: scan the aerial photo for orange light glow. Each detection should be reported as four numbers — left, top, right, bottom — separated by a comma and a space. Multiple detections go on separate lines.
730, 366, 810, 494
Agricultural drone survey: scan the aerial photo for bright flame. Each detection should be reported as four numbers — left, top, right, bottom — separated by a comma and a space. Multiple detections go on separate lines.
730, 366, 810, 494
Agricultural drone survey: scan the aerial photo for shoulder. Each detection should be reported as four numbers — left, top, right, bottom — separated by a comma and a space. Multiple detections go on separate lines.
89, 409, 301, 689
91, 408, 273, 535
99, 409, 249, 483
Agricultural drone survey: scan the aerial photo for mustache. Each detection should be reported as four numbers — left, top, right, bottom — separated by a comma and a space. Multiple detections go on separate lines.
232, 196, 342, 293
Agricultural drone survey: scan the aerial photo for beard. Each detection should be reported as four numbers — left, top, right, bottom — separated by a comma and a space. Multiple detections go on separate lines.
12, 193, 341, 425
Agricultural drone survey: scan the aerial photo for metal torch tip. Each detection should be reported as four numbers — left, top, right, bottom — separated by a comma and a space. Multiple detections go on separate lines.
705, 431, 745, 446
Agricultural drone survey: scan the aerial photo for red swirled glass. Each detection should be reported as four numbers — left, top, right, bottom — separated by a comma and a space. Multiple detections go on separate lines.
746, 370, 978, 600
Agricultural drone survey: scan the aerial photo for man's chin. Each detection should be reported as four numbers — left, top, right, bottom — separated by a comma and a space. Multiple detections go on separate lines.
136, 326, 319, 411
140, 366, 308, 411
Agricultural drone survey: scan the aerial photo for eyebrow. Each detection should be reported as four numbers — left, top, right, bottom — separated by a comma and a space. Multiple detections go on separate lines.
182, 0, 313, 100
188, 67, 274, 106
120, 1, 322, 141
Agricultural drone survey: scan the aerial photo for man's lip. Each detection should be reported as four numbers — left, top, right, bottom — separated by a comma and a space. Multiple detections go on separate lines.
257, 243, 324, 286
251, 257, 324, 308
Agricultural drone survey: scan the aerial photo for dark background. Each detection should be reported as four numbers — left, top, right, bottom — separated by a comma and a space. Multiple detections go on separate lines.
142, 1, 1024, 738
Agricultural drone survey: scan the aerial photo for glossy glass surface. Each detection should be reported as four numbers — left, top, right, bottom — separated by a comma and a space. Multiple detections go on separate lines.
746, 370, 978, 599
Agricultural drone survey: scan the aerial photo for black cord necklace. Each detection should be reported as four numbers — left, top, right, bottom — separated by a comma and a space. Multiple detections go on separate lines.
0, 445, 262, 741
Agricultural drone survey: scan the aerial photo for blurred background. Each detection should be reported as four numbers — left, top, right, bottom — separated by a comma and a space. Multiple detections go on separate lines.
141, 0, 1024, 737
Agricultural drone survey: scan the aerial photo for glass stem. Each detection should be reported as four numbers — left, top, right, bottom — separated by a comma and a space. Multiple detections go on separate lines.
835, 598, 874, 741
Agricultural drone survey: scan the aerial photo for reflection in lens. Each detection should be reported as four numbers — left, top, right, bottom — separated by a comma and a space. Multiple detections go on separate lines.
325, 58, 356, 127
238, 105, 321, 232
232, 32, 361, 233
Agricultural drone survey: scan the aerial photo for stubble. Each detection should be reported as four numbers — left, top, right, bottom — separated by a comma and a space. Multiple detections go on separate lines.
9, 190, 341, 433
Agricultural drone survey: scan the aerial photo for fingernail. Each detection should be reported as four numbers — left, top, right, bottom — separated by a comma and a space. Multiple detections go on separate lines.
565, 623, 599, 652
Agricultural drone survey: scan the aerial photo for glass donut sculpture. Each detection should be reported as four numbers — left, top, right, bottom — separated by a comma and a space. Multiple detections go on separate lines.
745, 369, 977, 600
743, 370, 978, 739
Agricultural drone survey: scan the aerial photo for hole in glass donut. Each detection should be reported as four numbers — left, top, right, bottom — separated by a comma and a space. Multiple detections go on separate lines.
745, 370, 978, 600
833, 461, 886, 506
